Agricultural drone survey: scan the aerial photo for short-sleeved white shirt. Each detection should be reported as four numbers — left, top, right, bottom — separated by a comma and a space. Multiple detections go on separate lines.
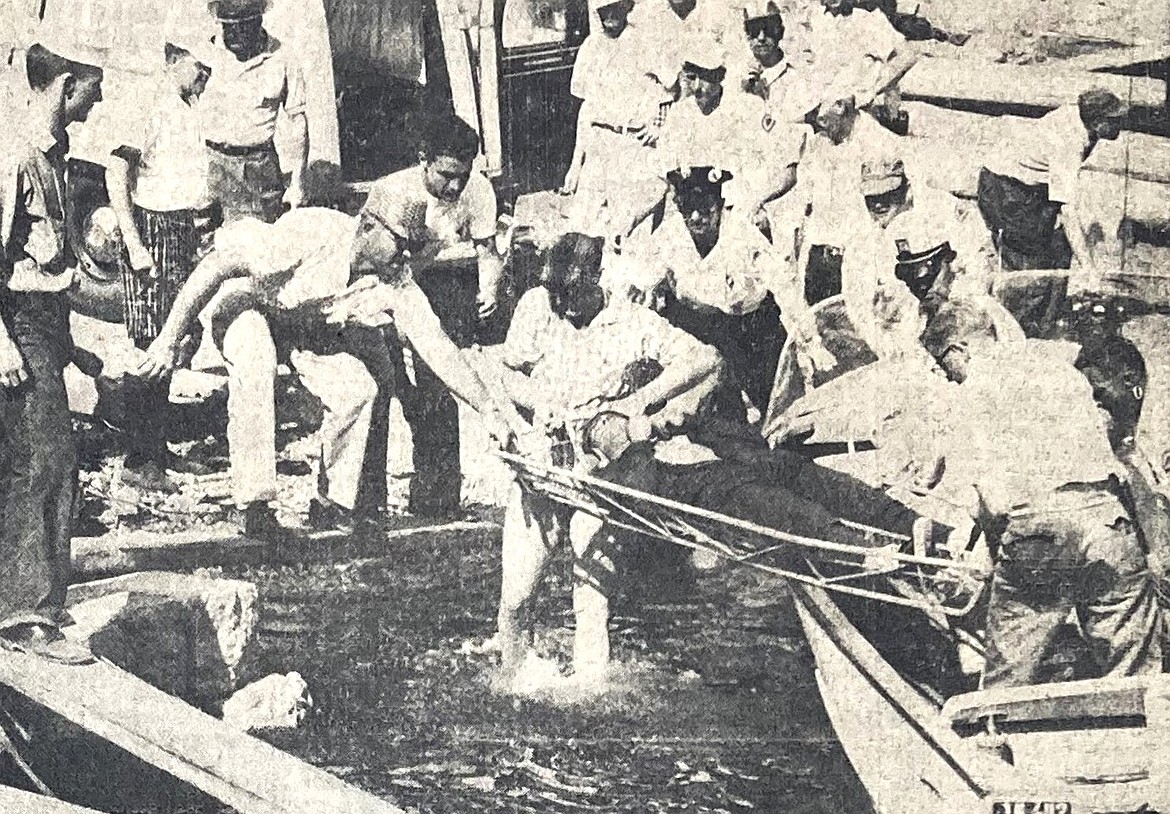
570, 28, 658, 128
365, 165, 498, 250
502, 287, 581, 372
199, 34, 307, 147
126, 92, 211, 212
983, 104, 1090, 204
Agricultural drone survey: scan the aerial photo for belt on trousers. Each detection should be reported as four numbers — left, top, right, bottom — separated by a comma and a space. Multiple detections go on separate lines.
205, 139, 275, 158
591, 122, 635, 135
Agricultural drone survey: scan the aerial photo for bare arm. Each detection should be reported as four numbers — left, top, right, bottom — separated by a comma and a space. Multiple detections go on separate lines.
283, 112, 309, 207
106, 152, 154, 274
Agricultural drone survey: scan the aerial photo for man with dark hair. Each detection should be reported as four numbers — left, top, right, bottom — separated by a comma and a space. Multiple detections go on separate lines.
104, 37, 215, 492
918, 300, 1162, 687
199, 0, 309, 223
0, 41, 104, 663
363, 113, 505, 517
978, 87, 1128, 276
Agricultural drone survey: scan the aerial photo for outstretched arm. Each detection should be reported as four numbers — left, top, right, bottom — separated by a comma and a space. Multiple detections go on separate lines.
138, 253, 246, 378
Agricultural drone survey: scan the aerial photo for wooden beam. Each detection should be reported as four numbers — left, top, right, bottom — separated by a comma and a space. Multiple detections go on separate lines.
0, 653, 405, 814
902, 57, 1167, 111
0, 786, 104, 813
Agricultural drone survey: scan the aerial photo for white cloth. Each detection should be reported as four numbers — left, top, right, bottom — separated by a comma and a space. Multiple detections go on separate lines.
628, 0, 741, 86
802, 7, 903, 107
199, 34, 307, 147
983, 104, 1089, 204
503, 287, 582, 372
570, 28, 658, 128
129, 92, 211, 212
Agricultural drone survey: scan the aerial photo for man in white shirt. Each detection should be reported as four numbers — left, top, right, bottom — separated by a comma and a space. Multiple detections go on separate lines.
656, 45, 806, 228
105, 40, 214, 491
362, 114, 505, 517
735, 0, 818, 123
978, 88, 1128, 277
199, 0, 308, 223
919, 300, 1162, 688
562, 0, 661, 239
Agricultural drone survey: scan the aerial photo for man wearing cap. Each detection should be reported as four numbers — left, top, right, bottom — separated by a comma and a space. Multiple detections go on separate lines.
0, 42, 104, 663
562, 0, 660, 239
104, 39, 215, 492
616, 166, 826, 417
830, 157, 995, 362
629, 0, 740, 95
199, 0, 308, 224
655, 45, 806, 230
361, 114, 505, 517
978, 88, 1128, 278
736, 0, 815, 123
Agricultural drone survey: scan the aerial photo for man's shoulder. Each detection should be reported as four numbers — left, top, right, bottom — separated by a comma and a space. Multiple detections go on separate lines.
367, 166, 426, 201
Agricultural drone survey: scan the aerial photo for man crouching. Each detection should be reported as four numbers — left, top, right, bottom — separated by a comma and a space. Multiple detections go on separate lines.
472, 232, 725, 681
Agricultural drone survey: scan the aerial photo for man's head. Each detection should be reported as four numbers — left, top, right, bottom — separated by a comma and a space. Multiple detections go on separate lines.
919, 299, 1000, 382
681, 48, 726, 113
1078, 87, 1128, 142
668, 166, 730, 247
667, 0, 697, 17
209, 0, 268, 61
164, 43, 212, 101
1076, 335, 1146, 451
82, 207, 123, 265
743, 2, 785, 68
861, 158, 911, 227
418, 114, 481, 203
545, 232, 606, 328
25, 43, 104, 129
813, 96, 858, 145
593, 0, 635, 37
351, 191, 428, 281
820, 0, 854, 14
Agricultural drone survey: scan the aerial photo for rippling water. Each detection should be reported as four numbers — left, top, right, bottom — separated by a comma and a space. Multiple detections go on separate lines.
227, 525, 872, 813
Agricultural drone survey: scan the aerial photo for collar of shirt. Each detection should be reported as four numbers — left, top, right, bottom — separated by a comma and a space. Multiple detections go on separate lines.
208, 32, 279, 71
759, 59, 789, 88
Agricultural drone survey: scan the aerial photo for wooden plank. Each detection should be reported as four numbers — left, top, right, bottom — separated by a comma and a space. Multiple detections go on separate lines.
902, 57, 1166, 110
477, 0, 503, 176
0, 653, 404, 814
944, 674, 1170, 726
436, 0, 480, 136
1084, 131, 1170, 185
0, 786, 105, 813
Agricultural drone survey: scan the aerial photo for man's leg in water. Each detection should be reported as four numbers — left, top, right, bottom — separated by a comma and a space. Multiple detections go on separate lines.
569, 510, 620, 678
497, 482, 564, 674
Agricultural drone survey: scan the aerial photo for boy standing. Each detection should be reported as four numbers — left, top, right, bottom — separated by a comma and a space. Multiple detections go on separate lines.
106, 40, 214, 490
0, 42, 104, 662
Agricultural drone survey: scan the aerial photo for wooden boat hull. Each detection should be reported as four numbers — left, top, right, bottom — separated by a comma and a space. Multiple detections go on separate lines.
790, 583, 1170, 814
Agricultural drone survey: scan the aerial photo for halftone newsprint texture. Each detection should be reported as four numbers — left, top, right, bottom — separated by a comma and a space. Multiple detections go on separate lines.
0, 0, 1169, 811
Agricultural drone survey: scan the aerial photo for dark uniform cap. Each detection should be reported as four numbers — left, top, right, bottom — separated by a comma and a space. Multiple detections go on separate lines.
208, 0, 270, 21
666, 166, 734, 202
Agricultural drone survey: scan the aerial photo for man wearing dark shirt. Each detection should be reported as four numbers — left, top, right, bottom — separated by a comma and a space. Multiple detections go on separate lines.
0, 43, 104, 663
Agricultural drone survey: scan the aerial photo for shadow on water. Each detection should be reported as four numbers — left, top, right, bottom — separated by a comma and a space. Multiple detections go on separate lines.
223, 527, 872, 814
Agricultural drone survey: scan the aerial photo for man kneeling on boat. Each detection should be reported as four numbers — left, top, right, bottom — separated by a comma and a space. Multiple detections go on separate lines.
919, 301, 1164, 688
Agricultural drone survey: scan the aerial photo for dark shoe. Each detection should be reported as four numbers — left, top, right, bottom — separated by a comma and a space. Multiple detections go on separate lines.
0, 623, 95, 666
231, 503, 286, 540
308, 497, 356, 533
120, 460, 179, 494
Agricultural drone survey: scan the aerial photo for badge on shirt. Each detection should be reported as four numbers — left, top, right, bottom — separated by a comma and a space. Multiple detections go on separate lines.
761, 113, 775, 133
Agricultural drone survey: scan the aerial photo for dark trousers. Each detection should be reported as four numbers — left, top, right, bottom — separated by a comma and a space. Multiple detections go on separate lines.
976, 167, 1073, 271
393, 262, 479, 514
0, 294, 76, 625
206, 142, 284, 225
982, 486, 1163, 688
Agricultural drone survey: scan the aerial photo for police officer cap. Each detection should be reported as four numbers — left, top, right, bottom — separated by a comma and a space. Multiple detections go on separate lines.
208, 0, 270, 22
742, 0, 783, 22
860, 157, 906, 197
667, 166, 734, 199
590, 0, 636, 15
681, 41, 728, 82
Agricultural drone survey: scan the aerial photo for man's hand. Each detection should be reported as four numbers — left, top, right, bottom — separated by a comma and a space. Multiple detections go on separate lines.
0, 339, 28, 389
476, 286, 499, 320
561, 163, 580, 196
482, 405, 527, 451
136, 334, 182, 381
126, 243, 156, 279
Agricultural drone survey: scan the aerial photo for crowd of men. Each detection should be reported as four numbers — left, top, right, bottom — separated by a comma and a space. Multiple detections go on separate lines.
0, 0, 1163, 698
